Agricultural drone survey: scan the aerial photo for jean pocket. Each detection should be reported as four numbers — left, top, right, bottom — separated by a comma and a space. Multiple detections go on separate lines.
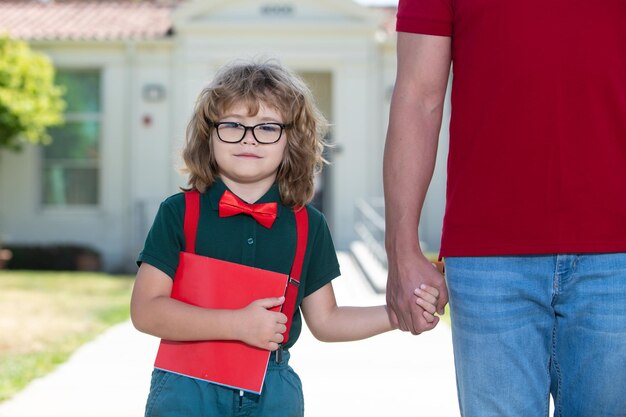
145, 369, 172, 417
261, 366, 304, 417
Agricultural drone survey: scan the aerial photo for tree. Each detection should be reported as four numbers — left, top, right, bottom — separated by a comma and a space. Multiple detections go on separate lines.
0, 35, 65, 151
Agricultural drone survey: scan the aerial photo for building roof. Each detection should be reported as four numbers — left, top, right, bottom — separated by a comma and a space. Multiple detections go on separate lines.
0, 1, 178, 41
0, 0, 396, 42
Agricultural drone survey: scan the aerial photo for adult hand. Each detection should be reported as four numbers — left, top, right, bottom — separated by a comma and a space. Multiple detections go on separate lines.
386, 252, 448, 335
236, 297, 287, 351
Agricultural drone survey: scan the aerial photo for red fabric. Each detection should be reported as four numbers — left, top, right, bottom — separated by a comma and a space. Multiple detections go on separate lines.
281, 207, 308, 344
397, 0, 626, 257
218, 190, 278, 228
183, 190, 200, 254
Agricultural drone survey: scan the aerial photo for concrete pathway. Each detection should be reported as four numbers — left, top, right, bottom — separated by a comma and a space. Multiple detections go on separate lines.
0, 252, 459, 417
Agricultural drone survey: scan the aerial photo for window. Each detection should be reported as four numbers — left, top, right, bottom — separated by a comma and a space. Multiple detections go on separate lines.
42, 70, 101, 206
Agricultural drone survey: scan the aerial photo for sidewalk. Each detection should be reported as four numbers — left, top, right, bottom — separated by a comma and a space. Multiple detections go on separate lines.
0, 252, 459, 417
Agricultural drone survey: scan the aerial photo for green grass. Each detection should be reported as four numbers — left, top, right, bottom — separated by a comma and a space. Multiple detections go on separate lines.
0, 271, 134, 403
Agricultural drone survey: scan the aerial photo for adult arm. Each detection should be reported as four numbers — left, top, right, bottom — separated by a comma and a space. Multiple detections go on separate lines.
383, 32, 451, 334
130, 262, 287, 351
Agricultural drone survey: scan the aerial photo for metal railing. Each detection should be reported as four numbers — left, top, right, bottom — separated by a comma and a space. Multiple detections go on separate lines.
354, 198, 388, 269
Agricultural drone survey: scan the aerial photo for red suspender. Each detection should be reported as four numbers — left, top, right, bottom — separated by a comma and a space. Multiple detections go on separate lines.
182, 191, 308, 344
282, 206, 308, 344
183, 191, 200, 254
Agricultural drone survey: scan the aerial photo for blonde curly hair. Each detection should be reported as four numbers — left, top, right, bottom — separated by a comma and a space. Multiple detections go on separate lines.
181, 59, 329, 207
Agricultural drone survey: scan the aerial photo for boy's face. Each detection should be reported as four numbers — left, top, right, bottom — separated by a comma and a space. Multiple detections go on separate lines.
212, 101, 288, 195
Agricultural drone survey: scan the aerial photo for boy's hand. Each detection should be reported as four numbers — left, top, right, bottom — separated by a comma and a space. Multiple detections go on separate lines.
413, 285, 440, 324
236, 297, 288, 351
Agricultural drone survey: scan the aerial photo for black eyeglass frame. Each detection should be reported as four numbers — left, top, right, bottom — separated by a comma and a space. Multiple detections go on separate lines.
210, 121, 291, 144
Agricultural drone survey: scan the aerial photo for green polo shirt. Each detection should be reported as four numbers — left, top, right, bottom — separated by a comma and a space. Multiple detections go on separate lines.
137, 179, 341, 349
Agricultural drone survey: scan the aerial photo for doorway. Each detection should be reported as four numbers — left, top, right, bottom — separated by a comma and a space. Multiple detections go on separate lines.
297, 71, 333, 216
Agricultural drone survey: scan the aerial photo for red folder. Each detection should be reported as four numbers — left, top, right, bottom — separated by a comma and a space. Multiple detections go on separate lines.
154, 252, 289, 393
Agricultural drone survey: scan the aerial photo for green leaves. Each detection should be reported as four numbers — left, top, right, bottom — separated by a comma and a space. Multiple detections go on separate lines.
0, 35, 65, 151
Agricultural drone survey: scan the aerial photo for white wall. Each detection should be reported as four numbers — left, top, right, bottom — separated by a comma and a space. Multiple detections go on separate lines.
127, 42, 178, 262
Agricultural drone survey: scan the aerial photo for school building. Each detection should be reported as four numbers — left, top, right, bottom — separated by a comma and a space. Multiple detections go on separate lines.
0, 0, 449, 272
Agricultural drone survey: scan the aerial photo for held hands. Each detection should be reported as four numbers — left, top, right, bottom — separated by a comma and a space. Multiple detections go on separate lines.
386, 253, 448, 335
414, 284, 440, 324
236, 296, 288, 351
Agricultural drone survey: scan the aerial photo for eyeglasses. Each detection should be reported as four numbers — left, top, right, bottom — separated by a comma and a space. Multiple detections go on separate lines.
211, 121, 290, 144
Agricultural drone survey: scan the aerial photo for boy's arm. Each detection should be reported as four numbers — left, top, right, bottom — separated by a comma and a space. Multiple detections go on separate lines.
300, 283, 393, 342
415, 284, 440, 324
301, 282, 438, 342
130, 262, 287, 351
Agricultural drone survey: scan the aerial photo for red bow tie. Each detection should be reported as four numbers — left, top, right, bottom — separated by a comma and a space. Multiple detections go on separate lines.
218, 190, 278, 228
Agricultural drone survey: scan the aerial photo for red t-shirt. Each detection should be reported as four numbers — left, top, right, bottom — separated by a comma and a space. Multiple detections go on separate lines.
397, 0, 626, 257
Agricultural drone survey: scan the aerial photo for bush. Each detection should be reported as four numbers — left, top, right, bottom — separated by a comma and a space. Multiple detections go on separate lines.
0, 35, 65, 151
4, 244, 101, 271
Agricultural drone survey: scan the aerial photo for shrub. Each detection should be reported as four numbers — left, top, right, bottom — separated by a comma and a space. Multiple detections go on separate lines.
0, 35, 65, 151
4, 244, 101, 271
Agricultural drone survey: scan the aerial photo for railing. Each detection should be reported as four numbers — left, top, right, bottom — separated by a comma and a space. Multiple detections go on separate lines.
354, 198, 388, 269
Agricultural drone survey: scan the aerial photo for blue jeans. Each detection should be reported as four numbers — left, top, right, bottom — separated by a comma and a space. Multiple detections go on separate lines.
445, 254, 626, 417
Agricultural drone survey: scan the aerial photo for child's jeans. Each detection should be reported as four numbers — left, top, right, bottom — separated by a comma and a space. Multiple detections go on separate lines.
145, 350, 303, 417
445, 254, 626, 417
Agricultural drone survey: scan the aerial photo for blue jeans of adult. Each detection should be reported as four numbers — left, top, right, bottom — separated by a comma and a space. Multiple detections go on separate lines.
445, 254, 626, 417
